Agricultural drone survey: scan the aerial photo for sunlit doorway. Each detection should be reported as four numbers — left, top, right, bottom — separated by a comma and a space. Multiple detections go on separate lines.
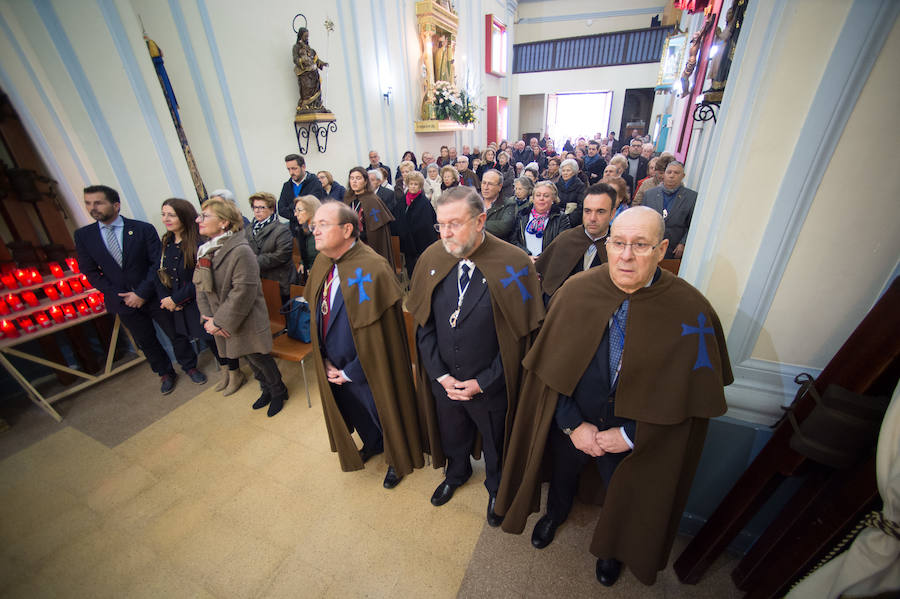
547, 91, 612, 144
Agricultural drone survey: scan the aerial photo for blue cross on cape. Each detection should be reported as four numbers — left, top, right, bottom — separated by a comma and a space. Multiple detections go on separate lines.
500, 265, 532, 302
348, 267, 373, 303
369, 207, 381, 223
681, 312, 714, 370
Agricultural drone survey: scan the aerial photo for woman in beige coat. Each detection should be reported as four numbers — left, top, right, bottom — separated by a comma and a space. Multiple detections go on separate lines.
194, 198, 289, 417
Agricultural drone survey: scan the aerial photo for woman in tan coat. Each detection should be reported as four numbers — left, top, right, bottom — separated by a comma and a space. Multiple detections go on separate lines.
194, 198, 289, 417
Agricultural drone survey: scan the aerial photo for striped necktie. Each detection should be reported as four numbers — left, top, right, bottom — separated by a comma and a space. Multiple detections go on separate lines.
103, 225, 123, 267
609, 300, 629, 384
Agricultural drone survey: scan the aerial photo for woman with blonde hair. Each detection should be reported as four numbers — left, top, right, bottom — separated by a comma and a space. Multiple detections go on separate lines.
194, 198, 288, 417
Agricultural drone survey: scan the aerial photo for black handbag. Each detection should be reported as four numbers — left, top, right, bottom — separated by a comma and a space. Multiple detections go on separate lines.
279, 296, 311, 343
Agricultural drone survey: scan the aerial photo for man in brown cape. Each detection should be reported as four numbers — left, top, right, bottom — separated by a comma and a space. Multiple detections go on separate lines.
407, 186, 543, 525
496, 206, 732, 587
304, 202, 423, 488
534, 182, 616, 301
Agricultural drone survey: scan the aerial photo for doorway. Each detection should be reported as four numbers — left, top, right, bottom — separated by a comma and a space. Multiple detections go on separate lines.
619, 87, 654, 141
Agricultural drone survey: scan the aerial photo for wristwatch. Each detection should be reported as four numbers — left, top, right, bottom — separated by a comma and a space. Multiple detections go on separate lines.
562, 427, 575, 436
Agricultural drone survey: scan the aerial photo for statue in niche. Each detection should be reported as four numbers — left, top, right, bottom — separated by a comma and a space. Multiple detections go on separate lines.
433, 34, 453, 84
293, 27, 330, 113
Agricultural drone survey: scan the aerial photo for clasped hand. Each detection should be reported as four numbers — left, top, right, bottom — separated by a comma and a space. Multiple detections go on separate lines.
324, 359, 349, 385
201, 315, 230, 337
440, 375, 482, 401
570, 423, 631, 457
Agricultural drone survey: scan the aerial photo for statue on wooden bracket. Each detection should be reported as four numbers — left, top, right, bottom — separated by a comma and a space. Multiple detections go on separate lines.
292, 15, 331, 115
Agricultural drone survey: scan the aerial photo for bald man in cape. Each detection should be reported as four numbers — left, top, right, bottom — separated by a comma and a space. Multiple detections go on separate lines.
304, 202, 423, 489
534, 182, 616, 301
496, 206, 732, 587
407, 186, 543, 525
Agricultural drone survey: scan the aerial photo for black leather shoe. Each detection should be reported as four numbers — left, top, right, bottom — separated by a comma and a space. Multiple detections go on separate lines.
595, 558, 622, 587
358, 445, 384, 463
430, 481, 457, 506
486, 494, 504, 527
160, 373, 176, 395
251, 392, 271, 410
531, 514, 561, 549
383, 466, 402, 489
266, 394, 286, 417
187, 368, 207, 384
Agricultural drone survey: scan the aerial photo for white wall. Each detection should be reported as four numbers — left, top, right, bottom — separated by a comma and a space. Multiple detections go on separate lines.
0, 0, 503, 230
514, 0, 665, 43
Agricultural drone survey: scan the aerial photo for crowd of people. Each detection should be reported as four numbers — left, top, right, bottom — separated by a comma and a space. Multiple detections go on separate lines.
73, 129, 719, 588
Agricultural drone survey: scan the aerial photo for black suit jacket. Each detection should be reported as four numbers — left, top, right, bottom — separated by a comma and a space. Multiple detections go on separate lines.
642, 185, 698, 258
74, 217, 161, 315
417, 265, 505, 400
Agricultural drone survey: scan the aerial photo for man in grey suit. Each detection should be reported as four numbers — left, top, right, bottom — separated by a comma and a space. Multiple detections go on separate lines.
641, 161, 696, 259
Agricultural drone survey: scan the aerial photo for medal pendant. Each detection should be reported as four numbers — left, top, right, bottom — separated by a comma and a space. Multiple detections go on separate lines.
662, 208, 668, 220
449, 308, 460, 328
321, 301, 329, 316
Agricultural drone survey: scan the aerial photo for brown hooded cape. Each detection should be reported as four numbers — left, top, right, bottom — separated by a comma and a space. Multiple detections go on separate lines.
496, 264, 733, 585
303, 242, 423, 475
534, 225, 608, 297
344, 191, 395, 270
406, 233, 544, 468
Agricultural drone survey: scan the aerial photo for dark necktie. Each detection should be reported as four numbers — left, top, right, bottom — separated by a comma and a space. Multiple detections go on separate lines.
609, 300, 629, 383
459, 263, 470, 293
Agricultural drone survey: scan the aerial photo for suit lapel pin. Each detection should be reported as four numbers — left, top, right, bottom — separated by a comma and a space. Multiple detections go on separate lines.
430, 269, 435, 276
482, 278, 486, 284
128, 230, 134, 235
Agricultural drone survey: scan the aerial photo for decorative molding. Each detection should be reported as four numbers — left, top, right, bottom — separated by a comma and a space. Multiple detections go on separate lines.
681, 0, 899, 425
516, 6, 666, 25
33, 0, 147, 222
0, 11, 89, 188
335, 0, 365, 154
195, 0, 254, 193
167, 0, 234, 194
97, 0, 185, 200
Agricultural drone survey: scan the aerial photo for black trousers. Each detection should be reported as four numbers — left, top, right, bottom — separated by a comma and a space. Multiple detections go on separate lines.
203, 333, 239, 369
118, 304, 195, 376
332, 382, 383, 452
244, 353, 287, 398
432, 381, 506, 494
545, 425, 628, 522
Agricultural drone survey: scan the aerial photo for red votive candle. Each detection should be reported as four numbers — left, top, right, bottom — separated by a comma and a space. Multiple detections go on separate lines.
57, 281, 72, 297
6, 294, 24, 311
22, 291, 39, 307
34, 311, 52, 328
0, 319, 18, 338
48, 262, 64, 278
80, 274, 93, 289
0, 299, 8, 316
0, 274, 16, 289
75, 300, 90, 315
16, 316, 36, 333
65, 257, 80, 273
28, 268, 43, 284
49, 305, 65, 323
61, 304, 76, 320
69, 279, 84, 294
43, 286, 60, 301
87, 294, 104, 313
14, 269, 31, 286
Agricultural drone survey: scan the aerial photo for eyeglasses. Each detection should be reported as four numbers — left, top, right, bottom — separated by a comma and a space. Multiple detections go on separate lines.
197, 213, 215, 221
308, 222, 340, 233
433, 217, 474, 233
605, 240, 660, 256
293, 208, 306, 214
252, 206, 270, 212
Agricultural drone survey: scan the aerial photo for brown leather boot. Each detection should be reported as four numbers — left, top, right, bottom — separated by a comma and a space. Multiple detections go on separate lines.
222, 369, 246, 396
214, 370, 230, 392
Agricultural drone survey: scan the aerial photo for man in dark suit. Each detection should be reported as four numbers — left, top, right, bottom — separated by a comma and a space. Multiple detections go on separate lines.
625, 139, 649, 189
583, 141, 608, 185
409, 186, 543, 526
74, 185, 202, 394
641, 161, 697, 259
277, 153, 325, 236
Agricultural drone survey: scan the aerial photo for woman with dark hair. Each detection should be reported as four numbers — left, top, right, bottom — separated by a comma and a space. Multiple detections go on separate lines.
317, 170, 346, 202
439, 165, 459, 191
512, 181, 570, 259
496, 150, 516, 199
542, 157, 561, 183
394, 150, 418, 183
195, 198, 288, 416
344, 166, 396, 268
155, 198, 209, 387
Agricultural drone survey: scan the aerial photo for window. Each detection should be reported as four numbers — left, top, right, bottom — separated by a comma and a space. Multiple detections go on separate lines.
485, 15, 507, 76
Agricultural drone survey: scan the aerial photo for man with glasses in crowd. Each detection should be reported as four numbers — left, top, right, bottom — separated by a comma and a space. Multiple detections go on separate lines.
497, 206, 732, 588
407, 186, 543, 527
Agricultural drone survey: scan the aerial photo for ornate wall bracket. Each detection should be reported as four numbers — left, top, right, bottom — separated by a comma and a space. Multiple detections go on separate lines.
294, 113, 337, 154
692, 98, 720, 124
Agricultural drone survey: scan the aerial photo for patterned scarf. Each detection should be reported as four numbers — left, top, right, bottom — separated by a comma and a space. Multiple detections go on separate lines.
252, 213, 276, 235
194, 232, 233, 293
525, 208, 550, 237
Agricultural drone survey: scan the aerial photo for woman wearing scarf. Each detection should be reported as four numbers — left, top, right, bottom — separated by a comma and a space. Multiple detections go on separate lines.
513, 175, 535, 209
246, 192, 293, 306
423, 163, 443, 206
513, 181, 570, 260
556, 158, 587, 226
397, 171, 438, 277
194, 198, 288, 417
